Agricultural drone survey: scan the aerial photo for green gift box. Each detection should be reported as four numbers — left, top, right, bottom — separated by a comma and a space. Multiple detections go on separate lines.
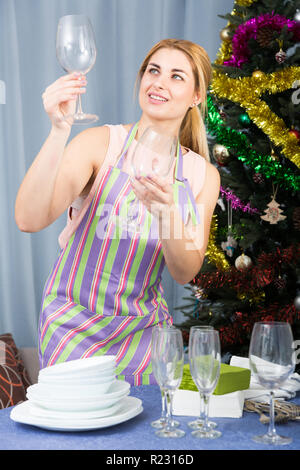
180, 362, 251, 395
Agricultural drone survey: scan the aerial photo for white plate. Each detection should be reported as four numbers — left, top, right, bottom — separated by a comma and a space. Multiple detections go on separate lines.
29, 399, 124, 420
10, 396, 143, 432
26, 380, 130, 411
27, 376, 115, 400
38, 368, 116, 385
38, 356, 116, 379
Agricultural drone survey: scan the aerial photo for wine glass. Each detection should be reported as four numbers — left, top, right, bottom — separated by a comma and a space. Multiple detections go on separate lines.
118, 126, 176, 234
188, 325, 218, 431
150, 326, 180, 430
151, 326, 185, 438
249, 321, 295, 445
189, 328, 222, 439
56, 14, 99, 125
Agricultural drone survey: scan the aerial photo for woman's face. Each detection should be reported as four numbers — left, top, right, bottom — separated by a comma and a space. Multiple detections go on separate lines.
139, 48, 200, 126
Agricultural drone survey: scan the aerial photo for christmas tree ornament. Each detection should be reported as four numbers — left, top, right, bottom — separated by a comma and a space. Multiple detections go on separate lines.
252, 70, 265, 79
275, 40, 287, 64
294, 9, 300, 22
221, 236, 238, 257
270, 148, 279, 161
212, 143, 230, 166
238, 112, 251, 126
220, 27, 232, 41
294, 293, 300, 311
289, 128, 300, 141
253, 172, 264, 184
219, 106, 227, 119
273, 275, 287, 291
292, 207, 300, 231
191, 285, 208, 300
256, 27, 274, 47
235, 253, 253, 271
221, 199, 238, 257
260, 184, 286, 225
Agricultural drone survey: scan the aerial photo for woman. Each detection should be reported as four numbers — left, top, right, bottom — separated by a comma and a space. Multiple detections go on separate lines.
15, 39, 220, 385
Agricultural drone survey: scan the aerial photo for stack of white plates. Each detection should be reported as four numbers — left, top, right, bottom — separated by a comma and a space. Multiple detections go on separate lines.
10, 357, 143, 432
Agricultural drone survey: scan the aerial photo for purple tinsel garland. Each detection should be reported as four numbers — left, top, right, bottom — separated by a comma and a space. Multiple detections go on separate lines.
220, 186, 260, 214
223, 12, 300, 68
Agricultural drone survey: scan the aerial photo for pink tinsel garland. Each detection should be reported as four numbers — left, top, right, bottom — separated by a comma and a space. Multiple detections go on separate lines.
220, 186, 260, 214
223, 13, 300, 68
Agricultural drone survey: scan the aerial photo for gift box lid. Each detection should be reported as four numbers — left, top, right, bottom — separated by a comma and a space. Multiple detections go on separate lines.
180, 362, 251, 395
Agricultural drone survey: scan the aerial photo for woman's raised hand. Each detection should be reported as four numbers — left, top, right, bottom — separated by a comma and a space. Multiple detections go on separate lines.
42, 72, 87, 132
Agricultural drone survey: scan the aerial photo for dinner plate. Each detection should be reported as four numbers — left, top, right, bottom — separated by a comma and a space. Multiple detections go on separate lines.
29, 399, 124, 420
38, 367, 116, 385
26, 379, 130, 411
27, 376, 115, 400
10, 396, 143, 432
38, 356, 116, 379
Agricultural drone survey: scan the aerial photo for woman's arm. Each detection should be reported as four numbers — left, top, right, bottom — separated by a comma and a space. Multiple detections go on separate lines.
130, 162, 220, 284
15, 72, 110, 233
15, 126, 109, 232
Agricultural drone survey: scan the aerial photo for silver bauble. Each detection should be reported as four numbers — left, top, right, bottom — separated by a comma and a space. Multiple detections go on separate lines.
235, 254, 252, 271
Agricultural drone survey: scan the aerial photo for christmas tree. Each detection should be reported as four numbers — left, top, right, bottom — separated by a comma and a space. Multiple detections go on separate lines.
177, 0, 300, 364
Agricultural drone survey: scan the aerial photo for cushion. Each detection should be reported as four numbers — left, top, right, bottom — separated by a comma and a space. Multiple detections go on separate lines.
0, 333, 31, 408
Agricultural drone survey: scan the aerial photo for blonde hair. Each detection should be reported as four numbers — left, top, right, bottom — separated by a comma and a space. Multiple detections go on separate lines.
136, 39, 212, 161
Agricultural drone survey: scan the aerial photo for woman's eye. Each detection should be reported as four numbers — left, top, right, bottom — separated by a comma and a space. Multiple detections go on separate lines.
173, 74, 183, 81
149, 68, 159, 74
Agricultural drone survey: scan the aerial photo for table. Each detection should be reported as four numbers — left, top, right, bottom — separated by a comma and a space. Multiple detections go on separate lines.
0, 385, 299, 451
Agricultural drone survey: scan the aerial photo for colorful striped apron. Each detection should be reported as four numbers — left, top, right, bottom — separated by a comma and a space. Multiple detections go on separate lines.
38, 123, 201, 385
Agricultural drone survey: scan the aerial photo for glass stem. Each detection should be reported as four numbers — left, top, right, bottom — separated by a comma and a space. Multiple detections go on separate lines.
76, 95, 83, 115
165, 389, 175, 431
202, 393, 210, 432
161, 388, 166, 420
267, 391, 276, 438
199, 392, 204, 421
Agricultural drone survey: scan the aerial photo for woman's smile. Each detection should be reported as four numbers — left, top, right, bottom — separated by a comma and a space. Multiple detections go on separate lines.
148, 92, 169, 104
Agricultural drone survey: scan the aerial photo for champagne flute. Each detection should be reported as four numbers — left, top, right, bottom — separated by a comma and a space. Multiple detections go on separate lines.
150, 326, 179, 430
189, 329, 222, 439
188, 325, 218, 430
249, 321, 295, 445
151, 326, 185, 438
56, 14, 98, 125
119, 126, 176, 234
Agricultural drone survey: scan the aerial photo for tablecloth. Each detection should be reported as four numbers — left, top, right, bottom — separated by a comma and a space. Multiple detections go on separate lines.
0, 385, 299, 451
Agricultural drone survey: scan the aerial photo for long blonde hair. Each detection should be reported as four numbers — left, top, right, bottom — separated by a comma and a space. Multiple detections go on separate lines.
136, 39, 212, 161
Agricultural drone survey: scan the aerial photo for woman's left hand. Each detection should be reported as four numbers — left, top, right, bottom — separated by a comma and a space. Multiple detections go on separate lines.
130, 173, 174, 221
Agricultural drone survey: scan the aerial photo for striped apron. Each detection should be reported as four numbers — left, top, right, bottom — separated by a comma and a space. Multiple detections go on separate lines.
38, 123, 201, 385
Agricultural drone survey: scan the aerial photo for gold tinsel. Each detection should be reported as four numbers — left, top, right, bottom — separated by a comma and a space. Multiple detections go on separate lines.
210, 67, 300, 168
215, 0, 258, 65
235, 0, 258, 6
205, 215, 230, 270
237, 289, 266, 305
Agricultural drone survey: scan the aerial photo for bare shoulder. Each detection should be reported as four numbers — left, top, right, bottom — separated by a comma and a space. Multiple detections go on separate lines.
204, 160, 221, 188
195, 159, 221, 205
64, 125, 110, 173
66, 125, 110, 159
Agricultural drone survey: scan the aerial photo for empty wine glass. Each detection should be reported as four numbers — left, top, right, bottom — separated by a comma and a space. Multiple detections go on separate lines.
249, 321, 295, 445
118, 126, 176, 234
56, 14, 98, 124
189, 328, 222, 439
151, 326, 185, 438
188, 325, 218, 431
150, 326, 179, 430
